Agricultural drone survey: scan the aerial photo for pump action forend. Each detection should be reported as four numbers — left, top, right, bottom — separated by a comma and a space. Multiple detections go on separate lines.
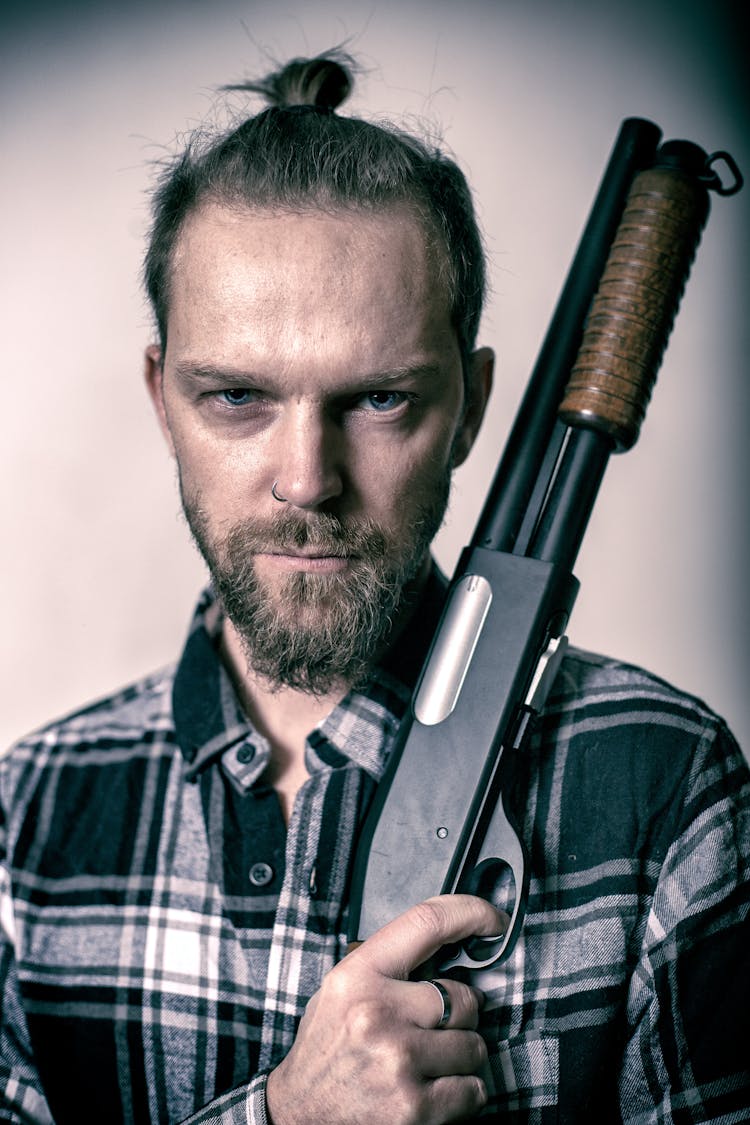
347, 118, 742, 971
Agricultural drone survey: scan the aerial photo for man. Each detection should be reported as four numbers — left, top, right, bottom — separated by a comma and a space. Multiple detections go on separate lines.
2, 52, 748, 1124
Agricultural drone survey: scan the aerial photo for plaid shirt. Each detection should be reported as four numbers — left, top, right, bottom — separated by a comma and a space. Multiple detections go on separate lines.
2, 579, 749, 1123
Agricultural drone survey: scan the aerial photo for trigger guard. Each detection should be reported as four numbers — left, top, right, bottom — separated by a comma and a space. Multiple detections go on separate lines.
439, 850, 526, 972
438, 930, 513, 972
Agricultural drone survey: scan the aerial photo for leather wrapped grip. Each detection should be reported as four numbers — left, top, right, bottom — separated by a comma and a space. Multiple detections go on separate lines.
558, 164, 709, 450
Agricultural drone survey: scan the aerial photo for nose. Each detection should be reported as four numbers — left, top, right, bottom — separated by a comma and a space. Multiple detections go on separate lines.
273, 404, 344, 511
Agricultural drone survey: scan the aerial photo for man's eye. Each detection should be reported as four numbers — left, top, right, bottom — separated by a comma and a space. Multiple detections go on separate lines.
360, 391, 408, 412
220, 388, 254, 406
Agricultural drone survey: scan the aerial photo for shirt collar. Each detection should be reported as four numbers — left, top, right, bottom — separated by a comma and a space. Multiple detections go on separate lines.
173, 589, 253, 779
172, 566, 448, 785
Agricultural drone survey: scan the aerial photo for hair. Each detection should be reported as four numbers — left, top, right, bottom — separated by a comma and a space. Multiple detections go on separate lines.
143, 51, 486, 365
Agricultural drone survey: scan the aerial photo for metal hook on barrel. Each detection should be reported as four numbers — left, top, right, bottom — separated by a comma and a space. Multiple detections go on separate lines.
702, 150, 743, 196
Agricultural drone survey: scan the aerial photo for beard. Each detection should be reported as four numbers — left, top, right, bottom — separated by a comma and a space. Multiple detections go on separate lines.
181, 471, 451, 695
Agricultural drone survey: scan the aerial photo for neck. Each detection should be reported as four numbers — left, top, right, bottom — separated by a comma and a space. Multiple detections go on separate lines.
220, 623, 343, 823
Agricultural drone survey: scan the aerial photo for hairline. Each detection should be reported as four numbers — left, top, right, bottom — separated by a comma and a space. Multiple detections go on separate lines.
156, 190, 466, 372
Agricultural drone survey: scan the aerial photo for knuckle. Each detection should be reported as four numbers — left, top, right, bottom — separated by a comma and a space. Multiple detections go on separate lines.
393, 1085, 423, 1125
419, 892, 499, 943
397, 1035, 419, 1071
346, 997, 386, 1042
469, 1030, 489, 1070
468, 1073, 489, 1109
457, 980, 481, 1019
427, 1075, 487, 1122
411, 898, 449, 938
320, 965, 353, 1006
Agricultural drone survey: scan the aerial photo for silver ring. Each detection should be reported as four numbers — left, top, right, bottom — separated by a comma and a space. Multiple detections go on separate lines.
425, 979, 452, 1029
271, 480, 287, 503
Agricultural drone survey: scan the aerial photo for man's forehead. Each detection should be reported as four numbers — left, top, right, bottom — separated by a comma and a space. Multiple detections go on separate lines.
162, 198, 460, 381
167, 200, 453, 334
172, 198, 447, 279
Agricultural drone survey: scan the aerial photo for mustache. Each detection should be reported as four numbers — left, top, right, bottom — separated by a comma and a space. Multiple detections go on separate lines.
221, 511, 389, 559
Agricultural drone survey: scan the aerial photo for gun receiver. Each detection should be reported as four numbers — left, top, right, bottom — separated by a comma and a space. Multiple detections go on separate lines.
347, 119, 742, 971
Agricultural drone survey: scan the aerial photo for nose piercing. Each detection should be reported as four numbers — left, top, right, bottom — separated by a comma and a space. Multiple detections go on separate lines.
271, 480, 287, 503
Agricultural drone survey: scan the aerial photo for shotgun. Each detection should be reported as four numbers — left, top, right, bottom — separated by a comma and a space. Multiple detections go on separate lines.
347, 117, 742, 971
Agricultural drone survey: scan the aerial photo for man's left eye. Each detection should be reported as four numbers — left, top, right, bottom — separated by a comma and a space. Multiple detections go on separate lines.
220, 389, 253, 406
360, 391, 407, 412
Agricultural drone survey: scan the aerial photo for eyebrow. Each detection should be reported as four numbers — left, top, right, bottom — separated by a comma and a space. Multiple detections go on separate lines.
171, 361, 446, 389
172, 363, 261, 386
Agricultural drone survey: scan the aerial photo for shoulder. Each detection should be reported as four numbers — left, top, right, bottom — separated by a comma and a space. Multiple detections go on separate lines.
549, 646, 735, 744
1, 664, 179, 810
514, 650, 750, 905
536, 646, 747, 832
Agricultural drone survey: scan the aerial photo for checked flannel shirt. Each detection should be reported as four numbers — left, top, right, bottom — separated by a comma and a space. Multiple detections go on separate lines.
1, 575, 749, 1123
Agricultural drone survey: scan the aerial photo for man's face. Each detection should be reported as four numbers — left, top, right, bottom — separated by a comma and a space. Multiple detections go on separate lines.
146, 201, 491, 692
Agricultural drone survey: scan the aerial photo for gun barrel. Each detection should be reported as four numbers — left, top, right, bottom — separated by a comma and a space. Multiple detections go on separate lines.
471, 118, 662, 555
559, 144, 711, 450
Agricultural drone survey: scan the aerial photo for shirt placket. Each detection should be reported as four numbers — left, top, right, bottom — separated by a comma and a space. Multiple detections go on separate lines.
256, 685, 405, 1071
256, 761, 362, 1069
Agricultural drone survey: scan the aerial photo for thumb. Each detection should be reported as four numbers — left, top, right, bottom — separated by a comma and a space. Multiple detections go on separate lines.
351, 894, 506, 980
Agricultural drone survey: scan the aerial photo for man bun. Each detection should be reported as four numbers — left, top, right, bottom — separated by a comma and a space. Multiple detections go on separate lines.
226, 52, 353, 113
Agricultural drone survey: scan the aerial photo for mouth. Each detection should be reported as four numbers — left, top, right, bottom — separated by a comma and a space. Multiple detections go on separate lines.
258, 550, 354, 573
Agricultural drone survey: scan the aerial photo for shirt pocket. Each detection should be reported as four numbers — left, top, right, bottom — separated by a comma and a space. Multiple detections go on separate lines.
483, 1030, 559, 1121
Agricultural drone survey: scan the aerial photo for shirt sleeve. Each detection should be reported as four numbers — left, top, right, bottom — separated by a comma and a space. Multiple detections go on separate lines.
619, 721, 750, 1121
0, 822, 55, 1125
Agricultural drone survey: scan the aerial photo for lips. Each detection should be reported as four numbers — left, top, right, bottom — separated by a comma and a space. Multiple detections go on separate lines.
269, 547, 351, 558
257, 550, 353, 573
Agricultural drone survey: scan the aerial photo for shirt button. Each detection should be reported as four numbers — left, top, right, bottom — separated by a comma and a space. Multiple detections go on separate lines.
237, 744, 255, 764
249, 862, 274, 887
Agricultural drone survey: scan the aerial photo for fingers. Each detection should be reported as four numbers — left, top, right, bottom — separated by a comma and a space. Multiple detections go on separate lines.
269, 937, 491, 1124
352, 893, 507, 979
425, 1074, 489, 1123
417, 1027, 488, 1080
414, 978, 483, 1031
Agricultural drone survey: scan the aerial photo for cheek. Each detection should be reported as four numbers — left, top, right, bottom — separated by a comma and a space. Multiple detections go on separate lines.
170, 426, 265, 512
353, 431, 454, 526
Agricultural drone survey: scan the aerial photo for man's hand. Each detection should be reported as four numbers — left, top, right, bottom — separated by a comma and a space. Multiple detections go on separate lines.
265, 894, 505, 1125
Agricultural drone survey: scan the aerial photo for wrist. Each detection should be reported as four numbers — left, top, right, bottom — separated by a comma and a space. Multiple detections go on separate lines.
265, 1063, 293, 1125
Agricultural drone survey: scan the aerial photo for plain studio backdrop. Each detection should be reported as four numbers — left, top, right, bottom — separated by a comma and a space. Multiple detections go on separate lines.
2, 0, 748, 757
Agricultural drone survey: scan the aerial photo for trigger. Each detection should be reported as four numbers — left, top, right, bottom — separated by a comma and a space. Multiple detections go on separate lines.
462, 856, 517, 961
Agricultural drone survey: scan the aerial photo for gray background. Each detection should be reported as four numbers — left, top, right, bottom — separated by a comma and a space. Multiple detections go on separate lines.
2, 0, 747, 753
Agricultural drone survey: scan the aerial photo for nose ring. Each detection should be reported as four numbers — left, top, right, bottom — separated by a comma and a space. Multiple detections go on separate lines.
271, 480, 287, 503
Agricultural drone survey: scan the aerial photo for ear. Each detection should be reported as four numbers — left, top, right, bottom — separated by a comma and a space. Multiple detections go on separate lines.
452, 346, 494, 468
143, 344, 175, 455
